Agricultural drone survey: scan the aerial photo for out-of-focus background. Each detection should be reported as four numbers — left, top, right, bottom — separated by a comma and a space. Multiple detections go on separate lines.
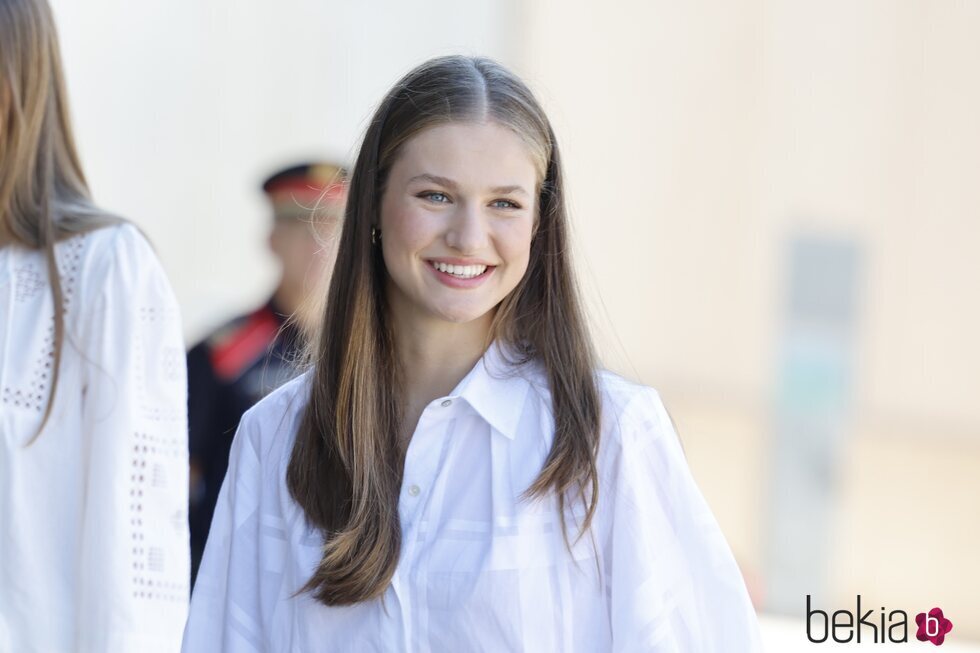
50, 0, 979, 649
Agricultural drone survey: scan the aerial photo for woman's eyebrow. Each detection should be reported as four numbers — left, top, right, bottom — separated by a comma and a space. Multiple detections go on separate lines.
407, 174, 529, 198
489, 185, 529, 198
408, 173, 456, 188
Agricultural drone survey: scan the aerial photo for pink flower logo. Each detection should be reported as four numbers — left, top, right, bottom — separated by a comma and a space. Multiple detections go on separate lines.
915, 607, 953, 646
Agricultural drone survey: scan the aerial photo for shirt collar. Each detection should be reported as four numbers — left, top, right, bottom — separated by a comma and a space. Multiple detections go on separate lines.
448, 339, 536, 440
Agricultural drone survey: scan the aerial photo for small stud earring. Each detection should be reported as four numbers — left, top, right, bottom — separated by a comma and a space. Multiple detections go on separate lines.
371, 226, 382, 245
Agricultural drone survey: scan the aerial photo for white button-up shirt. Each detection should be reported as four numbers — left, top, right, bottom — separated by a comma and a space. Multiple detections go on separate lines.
1, 224, 189, 652
182, 339, 762, 652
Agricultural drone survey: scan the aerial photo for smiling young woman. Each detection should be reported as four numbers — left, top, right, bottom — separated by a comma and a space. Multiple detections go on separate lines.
183, 54, 763, 652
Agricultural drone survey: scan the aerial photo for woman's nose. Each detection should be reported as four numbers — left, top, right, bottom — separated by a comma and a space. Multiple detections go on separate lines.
445, 201, 489, 253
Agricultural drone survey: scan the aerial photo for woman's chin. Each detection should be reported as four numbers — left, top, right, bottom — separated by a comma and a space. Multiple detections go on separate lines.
428, 303, 494, 326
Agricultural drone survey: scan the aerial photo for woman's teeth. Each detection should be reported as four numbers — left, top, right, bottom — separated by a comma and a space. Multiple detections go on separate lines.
430, 261, 488, 278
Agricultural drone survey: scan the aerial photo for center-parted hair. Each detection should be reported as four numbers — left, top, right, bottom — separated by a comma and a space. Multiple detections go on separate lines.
286, 54, 602, 606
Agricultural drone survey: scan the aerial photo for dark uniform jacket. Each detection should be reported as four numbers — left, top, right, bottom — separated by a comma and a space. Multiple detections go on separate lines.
186, 298, 303, 584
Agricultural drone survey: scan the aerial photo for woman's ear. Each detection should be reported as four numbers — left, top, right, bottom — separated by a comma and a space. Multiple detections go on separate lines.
268, 224, 283, 260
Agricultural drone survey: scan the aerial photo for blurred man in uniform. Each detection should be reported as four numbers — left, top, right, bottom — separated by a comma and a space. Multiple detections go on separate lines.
187, 162, 347, 583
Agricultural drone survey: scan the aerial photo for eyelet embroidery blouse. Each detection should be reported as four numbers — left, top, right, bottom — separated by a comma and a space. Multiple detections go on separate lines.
0, 224, 190, 652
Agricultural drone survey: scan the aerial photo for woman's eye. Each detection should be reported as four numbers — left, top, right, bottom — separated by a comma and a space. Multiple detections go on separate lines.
420, 191, 450, 203
490, 199, 520, 210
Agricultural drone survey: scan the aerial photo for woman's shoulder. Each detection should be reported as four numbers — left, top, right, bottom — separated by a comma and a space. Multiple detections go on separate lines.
236, 370, 312, 461
519, 357, 673, 449
595, 368, 674, 449
76, 221, 155, 270
3, 222, 149, 294
66, 222, 161, 291
71, 222, 181, 318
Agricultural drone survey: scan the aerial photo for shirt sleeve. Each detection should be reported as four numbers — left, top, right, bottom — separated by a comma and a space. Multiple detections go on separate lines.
76, 224, 190, 652
181, 405, 265, 653
604, 386, 764, 653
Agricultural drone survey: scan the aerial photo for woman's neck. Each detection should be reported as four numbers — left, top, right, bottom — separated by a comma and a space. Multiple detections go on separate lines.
393, 311, 494, 402
388, 299, 496, 449
383, 268, 500, 451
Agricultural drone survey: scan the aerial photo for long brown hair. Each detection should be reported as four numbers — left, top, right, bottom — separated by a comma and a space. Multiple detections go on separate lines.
287, 55, 602, 606
0, 0, 121, 444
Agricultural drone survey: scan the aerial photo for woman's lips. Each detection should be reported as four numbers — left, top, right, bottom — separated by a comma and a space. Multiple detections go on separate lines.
426, 261, 496, 288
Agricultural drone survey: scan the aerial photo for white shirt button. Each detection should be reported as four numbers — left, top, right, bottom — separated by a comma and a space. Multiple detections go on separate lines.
408, 484, 421, 497
440, 399, 452, 407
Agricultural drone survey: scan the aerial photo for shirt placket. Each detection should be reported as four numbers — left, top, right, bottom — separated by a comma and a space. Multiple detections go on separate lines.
391, 395, 459, 652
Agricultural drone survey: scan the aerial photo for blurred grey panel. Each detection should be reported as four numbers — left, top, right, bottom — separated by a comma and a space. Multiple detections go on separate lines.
786, 236, 862, 325
765, 233, 862, 613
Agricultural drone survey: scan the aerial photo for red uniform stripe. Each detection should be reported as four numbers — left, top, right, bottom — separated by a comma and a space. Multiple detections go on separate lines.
210, 309, 281, 381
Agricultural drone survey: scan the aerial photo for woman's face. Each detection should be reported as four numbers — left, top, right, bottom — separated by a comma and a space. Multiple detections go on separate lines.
379, 121, 538, 327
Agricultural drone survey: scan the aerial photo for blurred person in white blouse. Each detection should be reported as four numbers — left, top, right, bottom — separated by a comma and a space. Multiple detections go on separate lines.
0, 0, 189, 650
183, 55, 762, 652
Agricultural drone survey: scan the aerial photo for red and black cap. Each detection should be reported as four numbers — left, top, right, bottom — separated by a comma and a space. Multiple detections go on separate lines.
261, 162, 348, 221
